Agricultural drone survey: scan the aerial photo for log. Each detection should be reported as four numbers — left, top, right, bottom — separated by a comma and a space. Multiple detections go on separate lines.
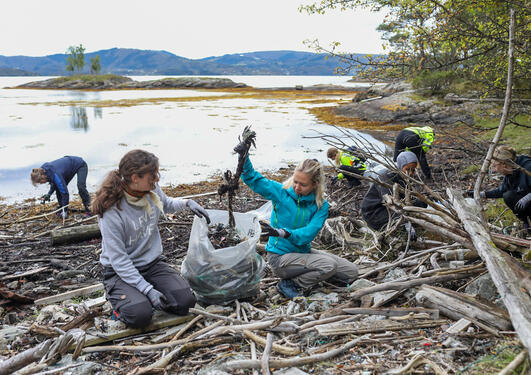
415, 285, 511, 331
448, 188, 531, 353
50, 223, 101, 245
342, 307, 439, 319
0, 339, 51, 375
349, 270, 482, 300
34, 283, 104, 306
314, 319, 446, 336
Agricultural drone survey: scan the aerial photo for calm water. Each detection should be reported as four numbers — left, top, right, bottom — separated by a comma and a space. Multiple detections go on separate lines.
0, 75, 383, 203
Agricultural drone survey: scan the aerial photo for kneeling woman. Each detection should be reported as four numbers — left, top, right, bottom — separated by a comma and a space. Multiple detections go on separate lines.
92, 150, 210, 328
237, 137, 358, 299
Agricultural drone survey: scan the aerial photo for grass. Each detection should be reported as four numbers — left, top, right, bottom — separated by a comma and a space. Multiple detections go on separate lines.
474, 113, 531, 154
483, 199, 519, 228
459, 340, 527, 375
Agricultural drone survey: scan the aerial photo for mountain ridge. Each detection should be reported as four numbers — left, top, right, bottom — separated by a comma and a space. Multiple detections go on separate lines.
0, 48, 379, 76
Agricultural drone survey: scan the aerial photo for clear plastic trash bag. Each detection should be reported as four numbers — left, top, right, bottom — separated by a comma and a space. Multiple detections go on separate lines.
182, 209, 264, 305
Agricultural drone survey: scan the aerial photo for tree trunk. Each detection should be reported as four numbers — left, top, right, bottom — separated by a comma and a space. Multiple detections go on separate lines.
50, 224, 101, 245
448, 188, 531, 354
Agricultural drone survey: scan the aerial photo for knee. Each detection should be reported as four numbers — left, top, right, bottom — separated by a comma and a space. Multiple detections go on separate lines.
502, 190, 518, 207
319, 262, 337, 279
166, 287, 197, 315
119, 300, 153, 328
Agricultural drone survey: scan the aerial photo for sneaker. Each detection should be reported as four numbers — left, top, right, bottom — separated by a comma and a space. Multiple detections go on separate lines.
276, 279, 302, 299
84, 209, 94, 218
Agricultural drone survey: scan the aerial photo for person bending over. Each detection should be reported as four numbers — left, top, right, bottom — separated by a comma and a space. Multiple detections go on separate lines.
92, 149, 210, 328
361, 151, 427, 239
472, 146, 531, 233
393, 126, 434, 180
31, 155, 91, 217
327, 146, 367, 187
236, 130, 358, 299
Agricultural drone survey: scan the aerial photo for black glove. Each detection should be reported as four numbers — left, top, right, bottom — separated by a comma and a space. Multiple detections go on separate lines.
260, 221, 290, 239
404, 221, 417, 242
40, 194, 51, 204
233, 125, 256, 157
186, 200, 211, 224
147, 288, 167, 310
465, 190, 474, 198
330, 176, 339, 186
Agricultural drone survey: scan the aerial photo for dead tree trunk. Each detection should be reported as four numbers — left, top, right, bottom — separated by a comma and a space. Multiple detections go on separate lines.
0, 339, 51, 375
448, 188, 531, 354
50, 224, 101, 245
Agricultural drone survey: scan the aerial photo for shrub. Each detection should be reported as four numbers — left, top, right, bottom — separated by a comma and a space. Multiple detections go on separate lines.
412, 70, 458, 95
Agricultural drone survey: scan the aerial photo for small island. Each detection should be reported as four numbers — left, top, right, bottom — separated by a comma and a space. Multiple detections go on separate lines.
12, 74, 249, 90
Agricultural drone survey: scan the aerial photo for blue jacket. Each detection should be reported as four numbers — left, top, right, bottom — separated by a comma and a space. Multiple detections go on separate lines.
241, 157, 329, 255
41, 156, 86, 208
486, 155, 531, 198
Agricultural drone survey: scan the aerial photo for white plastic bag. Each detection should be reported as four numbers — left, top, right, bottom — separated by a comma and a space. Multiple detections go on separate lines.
182, 209, 264, 305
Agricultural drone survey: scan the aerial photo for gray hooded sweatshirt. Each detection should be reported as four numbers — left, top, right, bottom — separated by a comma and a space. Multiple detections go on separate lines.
98, 185, 188, 295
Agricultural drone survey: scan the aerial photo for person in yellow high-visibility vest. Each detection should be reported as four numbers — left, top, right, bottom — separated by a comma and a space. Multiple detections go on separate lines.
327, 146, 367, 187
393, 126, 435, 180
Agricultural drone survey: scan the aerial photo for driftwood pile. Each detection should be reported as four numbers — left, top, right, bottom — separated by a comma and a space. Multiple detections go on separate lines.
0, 127, 530, 373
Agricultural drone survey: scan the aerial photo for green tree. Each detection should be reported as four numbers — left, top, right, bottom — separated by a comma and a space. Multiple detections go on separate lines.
65, 44, 85, 74
90, 55, 101, 74
301, 0, 530, 97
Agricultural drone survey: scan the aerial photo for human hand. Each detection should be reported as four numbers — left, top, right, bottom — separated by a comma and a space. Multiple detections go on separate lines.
260, 221, 290, 239
515, 193, 531, 212
233, 125, 256, 157
40, 194, 51, 204
147, 288, 167, 310
465, 190, 474, 198
404, 221, 417, 241
186, 200, 211, 224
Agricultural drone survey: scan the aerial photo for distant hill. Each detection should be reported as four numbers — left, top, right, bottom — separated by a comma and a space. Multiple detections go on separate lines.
0, 66, 39, 76
0, 48, 380, 76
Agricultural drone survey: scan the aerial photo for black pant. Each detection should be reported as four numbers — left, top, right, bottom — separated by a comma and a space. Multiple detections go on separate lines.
76, 162, 91, 210
103, 258, 196, 328
339, 165, 363, 187
503, 190, 531, 223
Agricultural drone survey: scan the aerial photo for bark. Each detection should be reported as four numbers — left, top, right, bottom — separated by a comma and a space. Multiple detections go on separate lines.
0, 340, 51, 375
448, 188, 531, 354
50, 223, 101, 245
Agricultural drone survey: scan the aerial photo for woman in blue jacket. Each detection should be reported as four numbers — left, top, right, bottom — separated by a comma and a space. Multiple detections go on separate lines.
235, 131, 358, 299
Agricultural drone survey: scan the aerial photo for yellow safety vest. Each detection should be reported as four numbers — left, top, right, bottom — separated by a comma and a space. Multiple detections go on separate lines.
405, 126, 434, 153
337, 151, 367, 179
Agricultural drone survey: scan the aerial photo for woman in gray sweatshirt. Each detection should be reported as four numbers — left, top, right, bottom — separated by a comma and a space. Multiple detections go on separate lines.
92, 149, 210, 328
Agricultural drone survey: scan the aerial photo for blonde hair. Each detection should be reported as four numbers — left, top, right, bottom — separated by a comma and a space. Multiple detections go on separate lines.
283, 159, 326, 208
30, 168, 47, 186
493, 146, 516, 164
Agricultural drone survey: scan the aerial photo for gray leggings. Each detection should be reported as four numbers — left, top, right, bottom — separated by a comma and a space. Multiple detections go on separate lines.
268, 249, 358, 289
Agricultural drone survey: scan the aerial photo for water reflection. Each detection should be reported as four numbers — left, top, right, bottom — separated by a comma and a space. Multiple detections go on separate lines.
70, 107, 89, 131
93, 107, 102, 120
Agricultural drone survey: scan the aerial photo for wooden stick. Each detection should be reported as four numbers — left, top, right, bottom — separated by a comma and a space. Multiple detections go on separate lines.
243, 330, 300, 356
34, 283, 104, 306
261, 333, 274, 375
221, 335, 370, 371
0, 340, 52, 375
497, 349, 528, 375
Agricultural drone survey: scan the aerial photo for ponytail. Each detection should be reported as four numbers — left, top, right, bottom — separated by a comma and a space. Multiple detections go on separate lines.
92, 149, 159, 217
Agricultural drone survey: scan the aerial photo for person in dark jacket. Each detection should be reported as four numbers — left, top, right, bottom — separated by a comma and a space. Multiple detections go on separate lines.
361, 151, 427, 238
476, 146, 531, 232
31, 156, 91, 217
393, 126, 434, 179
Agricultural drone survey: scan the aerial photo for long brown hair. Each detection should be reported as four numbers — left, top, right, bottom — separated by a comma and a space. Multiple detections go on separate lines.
92, 150, 159, 217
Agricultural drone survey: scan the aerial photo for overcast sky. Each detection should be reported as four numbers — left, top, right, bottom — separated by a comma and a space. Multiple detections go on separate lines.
2, 0, 386, 58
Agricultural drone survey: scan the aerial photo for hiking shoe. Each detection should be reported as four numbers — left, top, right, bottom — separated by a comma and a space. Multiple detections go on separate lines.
276, 279, 302, 299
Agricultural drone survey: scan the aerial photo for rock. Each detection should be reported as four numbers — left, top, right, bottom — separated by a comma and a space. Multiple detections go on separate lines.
349, 278, 376, 291
51, 354, 102, 375
3, 312, 17, 324
465, 273, 498, 301
56, 270, 85, 279
21, 281, 36, 291
370, 81, 412, 97
0, 325, 28, 349
36, 305, 72, 324
274, 368, 311, 375
6, 281, 18, 289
